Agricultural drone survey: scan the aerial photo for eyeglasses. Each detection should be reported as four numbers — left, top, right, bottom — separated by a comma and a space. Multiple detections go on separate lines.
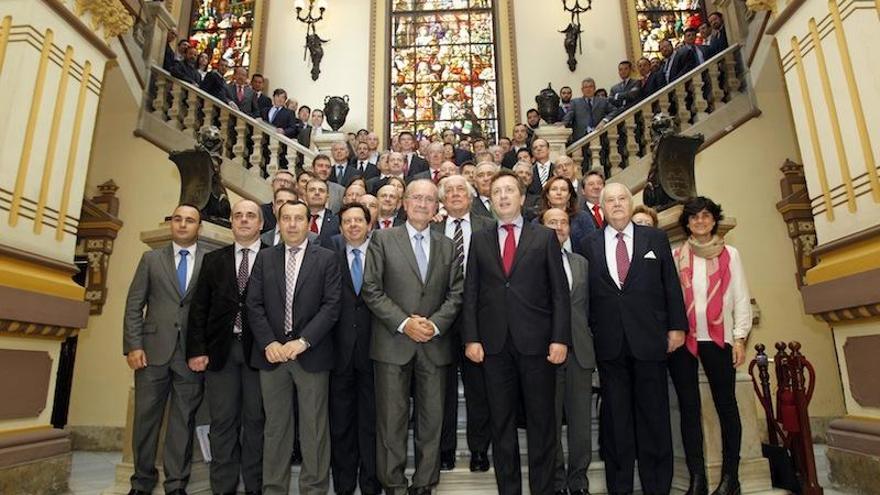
406, 194, 438, 204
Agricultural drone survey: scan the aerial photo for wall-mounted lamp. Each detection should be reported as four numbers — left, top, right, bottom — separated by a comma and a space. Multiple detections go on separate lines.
560, 0, 592, 71
294, 0, 330, 81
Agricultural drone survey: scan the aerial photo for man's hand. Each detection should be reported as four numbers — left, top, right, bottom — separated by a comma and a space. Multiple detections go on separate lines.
265, 341, 287, 363
126, 349, 147, 370
411, 316, 436, 339
431, 211, 447, 223
465, 343, 485, 363
282, 340, 308, 360
403, 316, 433, 343
187, 355, 209, 372
667, 330, 686, 353
733, 340, 746, 368
276, 127, 286, 134
548, 343, 568, 364
595, 120, 607, 132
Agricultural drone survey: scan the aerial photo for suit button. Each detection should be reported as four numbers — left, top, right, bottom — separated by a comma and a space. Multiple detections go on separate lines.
179, 303, 184, 308
504, 282, 510, 288
353, 324, 358, 329
175, 323, 180, 328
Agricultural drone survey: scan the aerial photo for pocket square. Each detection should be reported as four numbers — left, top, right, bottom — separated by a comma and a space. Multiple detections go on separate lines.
644, 250, 657, 259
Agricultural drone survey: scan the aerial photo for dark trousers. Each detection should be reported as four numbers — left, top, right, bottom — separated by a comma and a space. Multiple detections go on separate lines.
329, 356, 380, 494
668, 343, 742, 475
204, 337, 264, 493
131, 341, 204, 492
483, 339, 557, 495
597, 340, 672, 494
441, 341, 492, 455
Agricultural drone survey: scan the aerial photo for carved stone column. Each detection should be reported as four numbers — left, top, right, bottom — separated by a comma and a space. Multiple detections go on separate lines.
775, 160, 816, 288
76, 181, 124, 315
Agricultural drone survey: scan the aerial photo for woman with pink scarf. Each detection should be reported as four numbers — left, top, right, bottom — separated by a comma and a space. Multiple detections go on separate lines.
669, 196, 752, 495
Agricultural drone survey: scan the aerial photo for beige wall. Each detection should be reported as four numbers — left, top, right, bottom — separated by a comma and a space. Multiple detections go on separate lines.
67, 65, 182, 429
689, 44, 844, 419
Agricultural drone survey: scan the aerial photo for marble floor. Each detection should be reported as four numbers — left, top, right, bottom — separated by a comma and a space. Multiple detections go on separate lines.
68, 444, 857, 494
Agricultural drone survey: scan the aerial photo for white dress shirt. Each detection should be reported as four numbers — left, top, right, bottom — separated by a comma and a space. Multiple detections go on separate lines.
172, 242, 197, 292
272, 227, 281, 246
689, 245, 752, 344
478, 195, 492, 212
310, 209, 325, 234
233, 239, 261, 333
497, 215, 524, 257
604, 222, 634, 289
346, 239, 370, 272
444, 213, 473, 268
397, 222, 438, 336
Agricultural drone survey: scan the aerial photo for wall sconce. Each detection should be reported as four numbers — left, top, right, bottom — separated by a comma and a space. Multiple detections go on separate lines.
561, 0, 592, 71
295, 0, 330, 81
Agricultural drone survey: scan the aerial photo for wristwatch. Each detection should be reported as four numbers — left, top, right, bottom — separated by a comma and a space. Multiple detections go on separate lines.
298, 337, 311, 350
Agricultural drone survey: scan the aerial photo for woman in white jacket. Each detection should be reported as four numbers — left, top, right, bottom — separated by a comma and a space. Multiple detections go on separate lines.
669, 196, 752, 495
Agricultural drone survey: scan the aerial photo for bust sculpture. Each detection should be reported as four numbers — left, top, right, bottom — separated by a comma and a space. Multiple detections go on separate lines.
323, 95, 350, 132
168, 126, 231, 227
643, 114, 704, 211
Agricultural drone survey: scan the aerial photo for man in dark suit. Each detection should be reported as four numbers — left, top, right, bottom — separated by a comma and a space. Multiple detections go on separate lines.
225, 67, 258, 117
528, 138, 554, 196
352, 140, 380, 181
462, 169, 571, 495
170, 45, 202, 85
374, 184, 406, 230
578, 182, 688, 495
398, 131, 428, 178
470, 162, 497, 219
367, 152, 405, 195
246, 200, 342, 495
329, 204, 381, 495
199, 58, 230, 102
250, 74, 272, 117
260, 171, 297, 234
362, 179, 464, 495
329, 141, 360, 187
636, 57, 667, 99
310, 154, 345, 214
563, 77, 619, 142
707, 12, 729, 57
410, 142, 445, 184
541, 208, 596, 495
434, 175, 494, 473
609, 60, 642, 109
261, 187, 298, 246
441, 129, 474, 165
500, 124, 530, 169
660, 38, 698, 84
260, 89, 302, 139
123, 204, 205, 495
305, 178, 341, 247
186, 200, 266, 495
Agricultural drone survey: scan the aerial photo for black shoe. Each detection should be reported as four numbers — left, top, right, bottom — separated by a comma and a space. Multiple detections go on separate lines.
555, 491, 568, 495
569, 490, 590, 495
165, 490, 188, 495
686, 470, 709, 495
407, 487, 431, 495
469, 451, 490, 472
127, 491, 149, 495
336, 491, 355, 495
711, 474, 741, 495
439, 450, 455, 471
244, 491, 261, 495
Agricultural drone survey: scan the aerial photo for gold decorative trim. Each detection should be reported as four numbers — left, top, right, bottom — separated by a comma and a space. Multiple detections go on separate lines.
620, 0, 640, 62
34, 45, 75, 234
251, 0, 267, 73
808, 17, 856, 213
73, 0, 134, 41
57, 60, 92, 241
505, 0, 521, 127
0, 16, 11, 76
8, 25, 103, 91
40, 0, 116, 59
790, 36, 834, 220
0, 319, 79, 340
816, 303, 880, 323
829, 0, 880, 203
367, 0, 378, 134
779, 0, 872, 68
9, 29, 53, 227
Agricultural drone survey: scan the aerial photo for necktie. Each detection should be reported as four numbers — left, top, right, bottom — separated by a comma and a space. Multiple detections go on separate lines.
284, 246, 301, 336
501, 224, 516, 276
452, 219, 464, 268
592, 204, 604, 228
414, 233, 428, 283
269, 107, 277, 123
586, 98, 594, 129
237, 85, 244, 101
351, 248, 363, 295
432, 169, 440, 184
382, 219, 392, 229
616, 232, 630, 286
177, 249, 189, 296
336, 165, 345, 182
539, 164, 549, 185
234, 248, 249, 331
404, 154, 411, 175
358, 161, 365, 172
310, 214, 319, 233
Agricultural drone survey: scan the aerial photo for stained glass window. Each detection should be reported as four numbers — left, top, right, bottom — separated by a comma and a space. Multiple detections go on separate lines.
390, 0, 498, 142
635, 0, 706, 59
188, 0, 256, 70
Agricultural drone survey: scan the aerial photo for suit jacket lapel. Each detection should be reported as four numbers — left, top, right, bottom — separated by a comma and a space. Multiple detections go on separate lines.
161, 245, 181, 297
294, 243, 317, 299
224, 246, 238, 301
273, 244, 287, 298
424, 231, 443, 284
624, 226, 648, 290
338, 248, 354, 291
182, 249, 203, 300
393, 227, 423, 285
509, 221, 535, 276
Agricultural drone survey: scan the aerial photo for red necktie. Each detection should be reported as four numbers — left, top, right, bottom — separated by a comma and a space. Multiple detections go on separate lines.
382, 219, 391, 229
616, 232, 630, 285
592, 204, 604, 228
403, 155, 411, 176
501, 224, 516, 276
432, 169, 440, 184
310, 214, 319, 233
237, 85, 244, 101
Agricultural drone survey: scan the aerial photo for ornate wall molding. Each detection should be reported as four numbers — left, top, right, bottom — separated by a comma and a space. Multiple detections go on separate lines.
76, 180, 123, 315
73, 0, 135, 41
776, 159, 817, 288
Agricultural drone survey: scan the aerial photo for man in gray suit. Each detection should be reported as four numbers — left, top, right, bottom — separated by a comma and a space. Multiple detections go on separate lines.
123, 204, 206, 495
563, 77, 620, 142
310, 154, 344, 214
225, 67, 258, 117
542, 208, 596, 495
362, 179, 464, 495
609, 60, 642, 110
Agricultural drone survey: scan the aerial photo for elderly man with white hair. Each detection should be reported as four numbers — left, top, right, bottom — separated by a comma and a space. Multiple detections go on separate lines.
470, 161, 498, 218
411, 142, 446, 184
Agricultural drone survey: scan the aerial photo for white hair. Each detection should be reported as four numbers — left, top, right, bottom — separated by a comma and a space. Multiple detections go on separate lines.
438, 174, 476, 200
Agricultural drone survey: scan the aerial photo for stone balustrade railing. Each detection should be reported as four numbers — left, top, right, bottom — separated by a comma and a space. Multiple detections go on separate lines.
565, 43, 749, 180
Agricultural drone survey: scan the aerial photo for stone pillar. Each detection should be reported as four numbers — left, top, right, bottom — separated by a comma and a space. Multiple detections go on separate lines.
534, 124, 573, 163
312, 132, 347, 158
103, 223, 232, 495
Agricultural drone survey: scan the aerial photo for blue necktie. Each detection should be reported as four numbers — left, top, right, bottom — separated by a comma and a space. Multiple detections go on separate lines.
177, 249, 189, 296
351, 248, 363, 295
414, 233, 428, 283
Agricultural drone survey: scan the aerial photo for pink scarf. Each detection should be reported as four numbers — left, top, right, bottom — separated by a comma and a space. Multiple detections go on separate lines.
675, 236, 731, 356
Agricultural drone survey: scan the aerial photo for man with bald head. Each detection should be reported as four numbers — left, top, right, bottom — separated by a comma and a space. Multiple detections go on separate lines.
329, 141, 359, 187
578, 183, 688, 495
529, 138, 554, 195
375, 184, 405, 230
187, 200, 267, 495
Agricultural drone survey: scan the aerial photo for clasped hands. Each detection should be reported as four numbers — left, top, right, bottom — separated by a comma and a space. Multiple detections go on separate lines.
464, 342, 568, 365
403, 315, 435, 343
264, 339, 308, 364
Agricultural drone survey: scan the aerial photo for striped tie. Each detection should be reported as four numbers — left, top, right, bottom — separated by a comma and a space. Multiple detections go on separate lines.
452, 218, 464, 268
284, 246, 301, 336
233, 248, 249, 331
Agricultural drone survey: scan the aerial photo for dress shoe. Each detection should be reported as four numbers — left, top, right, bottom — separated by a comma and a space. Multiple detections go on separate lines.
686, 470, 709, 495
469, 451, 490, 472
711, 474, 741, 495
244, 491, 261, 495
407, 486, 431, 495
127, 490, 149, 495
165, 490, 188, 495
336, 491, 355, 495
555, 490, 568, 495
439, 450, 455, 471
569, 490, 590, 495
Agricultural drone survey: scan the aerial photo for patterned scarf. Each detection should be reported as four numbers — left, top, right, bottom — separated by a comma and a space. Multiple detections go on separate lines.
675, 235, 731, 356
